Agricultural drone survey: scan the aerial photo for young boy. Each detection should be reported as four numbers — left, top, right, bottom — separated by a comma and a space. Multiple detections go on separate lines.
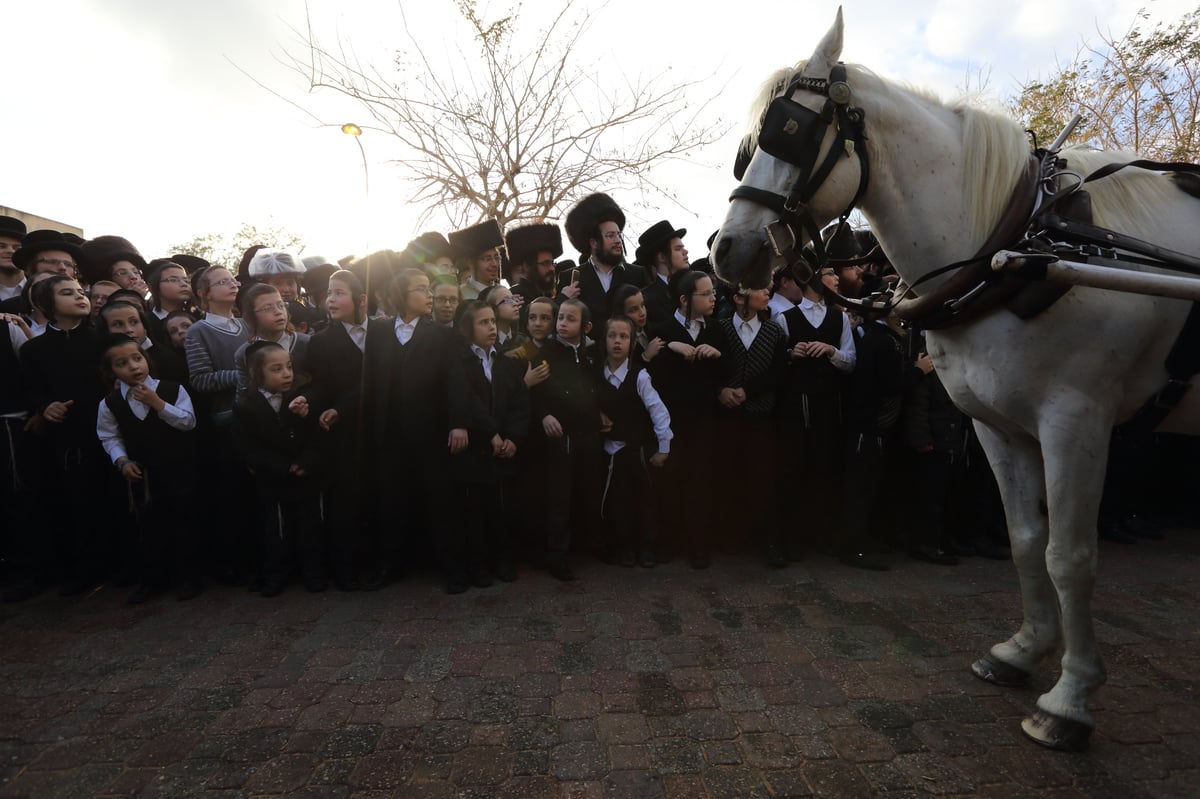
532, 297, 603, 580
597, 316, 671, 567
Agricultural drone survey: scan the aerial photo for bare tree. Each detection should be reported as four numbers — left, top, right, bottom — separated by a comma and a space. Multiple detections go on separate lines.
284, 0, 726, 230
1009, 8, 1200, 161
171, 222, 306, 271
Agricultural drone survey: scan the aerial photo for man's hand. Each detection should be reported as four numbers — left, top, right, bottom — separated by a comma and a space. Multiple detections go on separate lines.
542, 415, 563, 438
43, 400, 74, 423
319, 408, 339, 430
448, 428, 469, 454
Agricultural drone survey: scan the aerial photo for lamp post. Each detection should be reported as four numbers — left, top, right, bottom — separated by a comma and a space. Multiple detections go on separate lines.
343, 123, 372, 478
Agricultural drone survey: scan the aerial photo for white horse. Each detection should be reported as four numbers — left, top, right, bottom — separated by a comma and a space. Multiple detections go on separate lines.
712, 10, 1200, 750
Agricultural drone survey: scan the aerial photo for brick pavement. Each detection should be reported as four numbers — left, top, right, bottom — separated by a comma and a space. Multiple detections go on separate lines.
1, 534, 1198, 798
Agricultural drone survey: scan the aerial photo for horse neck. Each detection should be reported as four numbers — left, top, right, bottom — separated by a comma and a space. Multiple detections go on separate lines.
856, 88, 990, 288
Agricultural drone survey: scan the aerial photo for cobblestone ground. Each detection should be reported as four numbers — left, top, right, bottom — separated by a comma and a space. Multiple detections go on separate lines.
1, 533, 1198, 799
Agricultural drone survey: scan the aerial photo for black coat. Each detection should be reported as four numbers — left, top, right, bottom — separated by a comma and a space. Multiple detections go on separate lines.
648, 317, 723, 436
452, 350, 529, 483
530, 337, 602, 436
362, 316, 470, 466
304, 321, 363, 421
233, 390, 322, 500
558, 259, 645, 333
642, 277, 675, 326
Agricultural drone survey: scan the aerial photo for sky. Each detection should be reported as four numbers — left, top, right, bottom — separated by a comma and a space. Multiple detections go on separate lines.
4, 0, 1195, 266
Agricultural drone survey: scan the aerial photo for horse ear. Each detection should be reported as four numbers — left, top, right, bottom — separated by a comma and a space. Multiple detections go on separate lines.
804, 6, 845, 77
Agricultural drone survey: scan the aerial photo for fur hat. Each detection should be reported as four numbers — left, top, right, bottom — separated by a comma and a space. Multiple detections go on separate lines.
248, 249, 305, 277
564, 193, 624, 254
79, 235, 146, 285
301, 262, 338, 296
406, 231, 453, 264
448, 219, 504, 260
0, 216, 26, 241
12, 229, 84, 272
637, 220, 687, 257
505, 223, 563, 266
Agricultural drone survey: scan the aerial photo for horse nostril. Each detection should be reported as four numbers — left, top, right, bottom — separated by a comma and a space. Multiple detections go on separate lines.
714, 235, 732, 263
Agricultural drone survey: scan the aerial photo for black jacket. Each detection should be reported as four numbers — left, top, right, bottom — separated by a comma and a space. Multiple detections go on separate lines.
452, 349, 529, 483
233, 390, 322, 500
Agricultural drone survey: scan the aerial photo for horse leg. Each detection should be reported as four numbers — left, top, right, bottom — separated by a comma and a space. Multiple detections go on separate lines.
1021, 420, 1110, 751
969, 421, 1061, 685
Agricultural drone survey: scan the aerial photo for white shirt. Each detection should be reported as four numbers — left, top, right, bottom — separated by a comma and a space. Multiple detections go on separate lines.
735, 315, 762, 351
259, 387, 284, 413
768, 292, 796, 323
595, 264, 614, 293
202, 312, 241, 334
672, 309, 704, 342
342, 321, 366, 352
152, 307, 169, 320
96, 376, 197, 463
0, 278, 25, 303
461, 277, 492, 301
394, 316, 419, 345
601, 360, 673, 455
471, 344, 496, 383
776, 298, 857, 374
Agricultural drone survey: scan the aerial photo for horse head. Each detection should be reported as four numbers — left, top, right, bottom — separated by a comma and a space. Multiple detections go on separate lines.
712, 8, 866, 291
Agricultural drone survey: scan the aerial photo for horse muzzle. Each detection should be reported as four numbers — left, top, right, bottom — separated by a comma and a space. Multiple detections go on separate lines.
711, 228, 774, 290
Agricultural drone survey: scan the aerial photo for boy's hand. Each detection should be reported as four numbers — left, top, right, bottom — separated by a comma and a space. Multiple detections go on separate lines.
131, 383, 166, 412
289, 463, 306, 476
498, 439, 517, 458
524, 360, 550, 387
448, 428, 469, 454
491, 433, 505, 455
599, 413, 613, 433
542, 415, 563, 438
668, 342, 697, 361
695, 344, 722, 360
120, 461, 143, 482
319, 408, 339, 430
649, 452, 668, 468
643, 337, 664, 360
288, 396, 310, 417
43, 400, 74, 423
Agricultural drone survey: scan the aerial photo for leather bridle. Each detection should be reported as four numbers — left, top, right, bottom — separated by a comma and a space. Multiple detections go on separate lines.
729, 63, 870, 284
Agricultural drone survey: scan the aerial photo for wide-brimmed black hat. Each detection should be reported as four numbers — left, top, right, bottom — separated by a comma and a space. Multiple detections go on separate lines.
79, 235, 146, 285
13, 229, 84, 272
0, 216, 26, 241
170, 253, 211, 275
637, 220, 687, 256
406, 231, 454, 264
505, 223, 563, 266
564, 193, 624, 254
448, 219, 504, 260
822, 223, 862, 261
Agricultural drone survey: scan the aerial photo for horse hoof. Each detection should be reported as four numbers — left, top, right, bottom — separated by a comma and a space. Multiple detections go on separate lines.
1021, 709, 1092, 751
970, 654, 1031, 687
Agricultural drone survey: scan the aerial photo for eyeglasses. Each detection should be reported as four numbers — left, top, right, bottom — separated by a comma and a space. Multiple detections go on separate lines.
159, 277, 188, 285
477, 254, 501, 265
254, 302, 287, 314
211, 278, 240, 288
692, 290, 717, 298
407, 286, 433, 295
36, 257, 76, 270
434, 296, 459, 305
498, 296, 522, 305
536, 259, 556, 268
113, 268, 142, 279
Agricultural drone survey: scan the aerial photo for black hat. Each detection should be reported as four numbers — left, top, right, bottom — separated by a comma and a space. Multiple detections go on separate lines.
564, 193, 624, 254
62, 232, 86, 247
0, 216, 26, 241
79, 235, 146, 286
170, 253, 211, 275
12, 229, 84, 272
505, 223, 563, 266
637, 220, 687, 256
301, 262, 338, 296
822, 223, 862, 261
406, 231, 454, 264
448, 219, 504, 260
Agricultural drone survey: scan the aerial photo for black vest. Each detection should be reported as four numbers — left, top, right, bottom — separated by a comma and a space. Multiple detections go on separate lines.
104, 381, 196, 490
783, 304, 844, 396
597, 365, 651, 446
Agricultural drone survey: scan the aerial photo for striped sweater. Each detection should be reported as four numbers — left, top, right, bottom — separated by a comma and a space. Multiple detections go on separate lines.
716, 316, 788, 416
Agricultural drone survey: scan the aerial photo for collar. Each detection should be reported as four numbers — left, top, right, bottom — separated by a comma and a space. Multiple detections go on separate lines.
119, 375, 159, 399
604, 359, 630, 384
673, 309, 703, 329
800, 296, 825, 310
467, 276, 492, 293
203, 312, 240, 333
394, 315, 420, 330
258, 387, 283, 401
470, 343, 496, 361
736, 314, 762, 331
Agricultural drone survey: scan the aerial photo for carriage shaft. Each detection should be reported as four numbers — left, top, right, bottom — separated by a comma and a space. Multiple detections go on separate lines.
991, 250, 1200, 301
